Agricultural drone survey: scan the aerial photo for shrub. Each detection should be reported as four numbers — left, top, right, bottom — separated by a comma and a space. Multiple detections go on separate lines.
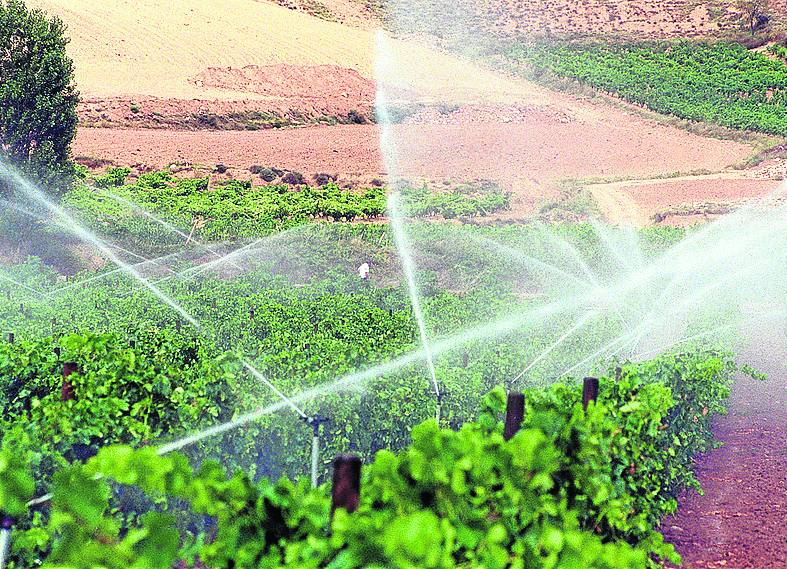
93, 166, 131, 188
313, 172, 336, 185
346, 109, 367, 124
250, 166, 279, 182
282, 170, 305, 185
0, 0, 79, 197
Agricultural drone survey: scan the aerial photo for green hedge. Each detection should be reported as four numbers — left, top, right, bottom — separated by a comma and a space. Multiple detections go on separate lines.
511, 41, 787, 136
1, 350, 736, 568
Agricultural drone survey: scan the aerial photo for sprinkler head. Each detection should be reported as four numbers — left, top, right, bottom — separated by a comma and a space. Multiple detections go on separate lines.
304, 414, 329, 436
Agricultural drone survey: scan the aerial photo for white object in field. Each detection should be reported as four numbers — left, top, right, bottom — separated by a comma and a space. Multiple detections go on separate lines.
358, 262, 370, 280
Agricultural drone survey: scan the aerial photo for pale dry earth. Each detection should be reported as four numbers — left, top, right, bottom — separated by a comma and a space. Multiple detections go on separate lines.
588, 174, 784, 225
34, 0, 786, 224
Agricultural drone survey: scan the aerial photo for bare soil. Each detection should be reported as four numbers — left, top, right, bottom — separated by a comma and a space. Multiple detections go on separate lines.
662, 327, 787, 568
78, 65, 377, 129
588, 174, 783, 226
74, 101, 753, 217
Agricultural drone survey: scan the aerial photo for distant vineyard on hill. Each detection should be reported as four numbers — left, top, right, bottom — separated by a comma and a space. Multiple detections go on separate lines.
511, 41, 787, 135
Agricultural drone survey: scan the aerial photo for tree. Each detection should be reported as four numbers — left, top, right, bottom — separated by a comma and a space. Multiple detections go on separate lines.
0, 0, 79, 197
739, 1, 770, 36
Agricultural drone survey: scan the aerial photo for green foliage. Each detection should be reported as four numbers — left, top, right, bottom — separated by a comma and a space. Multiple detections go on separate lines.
1, 351, 736, 567
0, 0, 79, 196
512, 41, 787, 135
767, 42, 787, 62
60, 174, 516, 254
400, 183, 511, 219
62, 175, 389, 248
93, 166, 131, 189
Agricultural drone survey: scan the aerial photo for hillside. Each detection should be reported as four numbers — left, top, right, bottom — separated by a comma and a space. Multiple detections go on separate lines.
386, 0, 786, 40
28, 0, 545, 105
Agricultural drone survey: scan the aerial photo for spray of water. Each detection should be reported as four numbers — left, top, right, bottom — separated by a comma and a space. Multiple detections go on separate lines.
375, 29, 441, 420
100, 189, 244, 269
0, 273, 44, 298
387, 192, 440, 418
0, 160, 308, 419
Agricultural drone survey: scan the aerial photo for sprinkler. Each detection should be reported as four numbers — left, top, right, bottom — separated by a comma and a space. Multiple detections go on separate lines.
303, 414, 329, 487
0, 515, 13, 569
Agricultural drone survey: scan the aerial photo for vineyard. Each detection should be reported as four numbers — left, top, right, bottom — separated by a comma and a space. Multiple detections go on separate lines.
58, 170, 511, 251
0, 0, 785, 567
510, 41, 787, 135
0, 199, 780, 567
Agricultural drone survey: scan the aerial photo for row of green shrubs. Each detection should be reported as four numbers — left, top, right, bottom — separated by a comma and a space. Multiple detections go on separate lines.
0, 343, 736, 567
63, 169, 511, 250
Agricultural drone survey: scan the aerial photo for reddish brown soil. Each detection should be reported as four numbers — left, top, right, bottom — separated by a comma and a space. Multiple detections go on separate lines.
78, 65, 376, 129
662, 330, 787, 568
74, 105, 753, 215
625, 178, 780, 210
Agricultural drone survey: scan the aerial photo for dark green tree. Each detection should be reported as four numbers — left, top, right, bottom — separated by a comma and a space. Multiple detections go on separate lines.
0, 0, 79, 197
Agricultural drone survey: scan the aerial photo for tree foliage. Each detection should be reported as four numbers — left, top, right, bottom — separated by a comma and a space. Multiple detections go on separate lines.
0, 0, 79, 196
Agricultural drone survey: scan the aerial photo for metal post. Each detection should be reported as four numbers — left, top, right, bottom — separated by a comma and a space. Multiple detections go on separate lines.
582, 377, 599, 411
503, 392, 525, 441
62, 362, 78, 401
305, 415, 328, 487
331, 454, 361, 515
0, 515, 13, 569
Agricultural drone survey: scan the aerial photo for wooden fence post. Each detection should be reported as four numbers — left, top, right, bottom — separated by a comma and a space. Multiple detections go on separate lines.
503, 392, 525, 441
61, 362, 78, 401
582, 377, 599, 411
331, 454, 361, 515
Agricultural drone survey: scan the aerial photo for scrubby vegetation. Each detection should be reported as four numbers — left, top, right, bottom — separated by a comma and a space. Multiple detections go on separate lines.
512, 41, 787, 135
58, 172, 512, 254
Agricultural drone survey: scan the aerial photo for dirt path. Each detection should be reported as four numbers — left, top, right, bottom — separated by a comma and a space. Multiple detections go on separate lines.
586, 172, 783, 226
662, 330, 787, 568
588, 183, 650, 226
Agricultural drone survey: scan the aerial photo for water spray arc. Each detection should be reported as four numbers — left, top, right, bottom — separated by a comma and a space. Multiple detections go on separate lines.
100, 189, 244, 270
387, 192, 441, 420
0, 161, 313, 441
375, 30, 441, 421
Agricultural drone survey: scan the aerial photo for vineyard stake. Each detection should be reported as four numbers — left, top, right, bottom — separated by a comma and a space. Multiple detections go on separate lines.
61, 362, 78, 401
582, 377, 599, 411
331, 454, 361, 515
504, 392, 525, 440
0, 515, 12, 569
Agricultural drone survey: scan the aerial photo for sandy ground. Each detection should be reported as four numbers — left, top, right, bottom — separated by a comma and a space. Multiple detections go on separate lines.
29, 0, 549, 106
